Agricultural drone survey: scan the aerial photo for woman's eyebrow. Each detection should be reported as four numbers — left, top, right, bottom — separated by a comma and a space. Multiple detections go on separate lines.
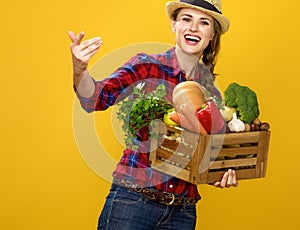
181, 13, 192, 17
181, 13, 212, 22
181, 14, 193, 18
200, 17, 212, 22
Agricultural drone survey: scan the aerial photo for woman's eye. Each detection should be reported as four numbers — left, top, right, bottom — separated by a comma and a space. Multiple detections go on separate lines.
182, 17, 191, 22
200, 21, 210, 26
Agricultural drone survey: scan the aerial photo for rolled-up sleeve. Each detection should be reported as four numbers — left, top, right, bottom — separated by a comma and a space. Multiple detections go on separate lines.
73, 53, 153, 113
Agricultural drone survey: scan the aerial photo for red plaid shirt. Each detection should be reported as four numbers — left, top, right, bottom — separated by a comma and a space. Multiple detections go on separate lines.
75, 48, 221, 201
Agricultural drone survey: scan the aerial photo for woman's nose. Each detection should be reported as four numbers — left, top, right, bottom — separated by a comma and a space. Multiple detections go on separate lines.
189, 21, 198, 31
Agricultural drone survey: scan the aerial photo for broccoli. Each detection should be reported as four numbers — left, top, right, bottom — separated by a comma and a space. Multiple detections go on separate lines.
223, 82, 260, 124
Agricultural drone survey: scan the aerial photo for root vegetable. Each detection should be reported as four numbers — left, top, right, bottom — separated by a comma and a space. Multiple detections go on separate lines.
260, 122, 270, 130
250, 123, 260, 131
252, 118, 261, 126
169, 111, 196, 132
244, 123, 251, 132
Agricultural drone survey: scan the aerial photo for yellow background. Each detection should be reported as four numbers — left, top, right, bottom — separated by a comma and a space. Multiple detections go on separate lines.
1, 0, 300, 229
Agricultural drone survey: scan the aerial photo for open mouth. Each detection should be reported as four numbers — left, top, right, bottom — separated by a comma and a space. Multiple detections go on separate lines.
184, 35, 200, 45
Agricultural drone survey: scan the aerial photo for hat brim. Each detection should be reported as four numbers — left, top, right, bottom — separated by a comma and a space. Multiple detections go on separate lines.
166, 1, 230, 34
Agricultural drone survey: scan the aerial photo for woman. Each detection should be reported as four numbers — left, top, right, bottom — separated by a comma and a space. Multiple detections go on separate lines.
69, 0, 238, 229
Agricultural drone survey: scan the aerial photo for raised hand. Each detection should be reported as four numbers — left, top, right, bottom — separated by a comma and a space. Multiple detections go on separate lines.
68, 31, 102, 76
68, 31, 102, 97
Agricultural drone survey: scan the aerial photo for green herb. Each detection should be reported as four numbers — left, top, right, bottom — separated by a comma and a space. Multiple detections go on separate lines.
116, 83, 173, 150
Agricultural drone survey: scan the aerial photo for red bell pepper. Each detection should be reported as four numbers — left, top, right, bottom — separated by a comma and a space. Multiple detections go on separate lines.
196, 100, 225, 134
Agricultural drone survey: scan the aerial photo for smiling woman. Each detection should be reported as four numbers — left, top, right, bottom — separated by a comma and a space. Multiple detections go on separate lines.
171, 8, 218, 80
69, 0, 236, 229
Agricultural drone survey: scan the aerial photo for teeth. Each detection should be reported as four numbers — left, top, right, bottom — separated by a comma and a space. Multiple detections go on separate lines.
185, 35, 200, 42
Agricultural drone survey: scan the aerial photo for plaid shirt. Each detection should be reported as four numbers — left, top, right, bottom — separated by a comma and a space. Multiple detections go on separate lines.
75, 48, 221, 201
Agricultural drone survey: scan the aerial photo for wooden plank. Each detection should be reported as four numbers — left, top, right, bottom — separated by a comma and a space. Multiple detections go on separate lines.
235, 168, 257, 180
255, 131, 271, 178
152, 159, 190, 182
216, 146, 258, 157
206, 171, 224, 184
209, 157, 257, 170
206, 168, 257, 184
191, 135, 211, 184
160, 139, 195, 156
156, 149, 191, 168
211, 131, 261, 147
160, 139, 179, 150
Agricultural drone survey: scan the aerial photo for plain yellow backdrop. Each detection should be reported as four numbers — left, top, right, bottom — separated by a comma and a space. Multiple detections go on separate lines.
1, 0, 300, 229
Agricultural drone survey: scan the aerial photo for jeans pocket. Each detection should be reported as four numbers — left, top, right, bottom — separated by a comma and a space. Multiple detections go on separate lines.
181, 205, 197, 220
113, 185, 144, 205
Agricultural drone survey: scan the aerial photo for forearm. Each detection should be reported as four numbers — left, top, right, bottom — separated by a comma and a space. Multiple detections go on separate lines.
68, 31, 102, 98
73, 69, 95, 98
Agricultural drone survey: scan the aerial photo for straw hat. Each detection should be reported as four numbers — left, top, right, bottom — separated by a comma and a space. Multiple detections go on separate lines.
166, 0, 230, 34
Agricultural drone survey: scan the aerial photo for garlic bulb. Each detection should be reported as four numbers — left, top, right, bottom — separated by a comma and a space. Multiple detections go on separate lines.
228, 113, 245, 132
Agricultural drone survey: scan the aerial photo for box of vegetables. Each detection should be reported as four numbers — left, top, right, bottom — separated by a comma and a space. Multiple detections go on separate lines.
149, 122, 270, 185
117, 82, 271, 185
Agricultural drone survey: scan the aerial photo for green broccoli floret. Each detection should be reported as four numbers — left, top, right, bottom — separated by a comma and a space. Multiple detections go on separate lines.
223, 82, 260, 124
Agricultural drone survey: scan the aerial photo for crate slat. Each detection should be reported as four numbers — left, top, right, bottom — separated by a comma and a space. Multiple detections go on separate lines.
152, 159, 191, 182
156, 149, 191, 168
213, 131, 261, 145
209, 157, 257, 170
216, 146, 258, 157
207, 168, 257, 184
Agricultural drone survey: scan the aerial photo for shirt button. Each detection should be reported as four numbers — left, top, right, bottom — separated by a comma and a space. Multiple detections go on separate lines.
169, 184, 173, 189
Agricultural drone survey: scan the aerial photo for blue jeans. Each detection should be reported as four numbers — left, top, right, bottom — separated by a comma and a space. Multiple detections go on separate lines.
97, 184, 197, 230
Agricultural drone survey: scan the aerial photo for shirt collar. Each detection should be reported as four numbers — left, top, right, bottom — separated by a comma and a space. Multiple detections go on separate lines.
152, 47, 182, 77
151, 47, 206, 82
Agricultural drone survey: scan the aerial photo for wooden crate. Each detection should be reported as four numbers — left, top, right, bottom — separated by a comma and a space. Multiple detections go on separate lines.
149, 122, 271, 184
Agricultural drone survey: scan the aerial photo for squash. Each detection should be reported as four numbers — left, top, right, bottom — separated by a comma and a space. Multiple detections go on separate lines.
172, 81, 208, 113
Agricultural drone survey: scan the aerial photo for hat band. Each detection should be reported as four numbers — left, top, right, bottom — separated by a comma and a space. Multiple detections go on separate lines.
179, 0, 222, 14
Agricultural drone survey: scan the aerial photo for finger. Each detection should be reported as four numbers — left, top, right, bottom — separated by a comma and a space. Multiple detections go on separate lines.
76, 31, 85, 45
214, 181, 224, 188
81, 38, 102, 57
69, 31, 85, 46
226, 169, 233, 187
232, 170, 239, 187
81, 36, 102, 51
214, 182, 220, 187
220, 171, 229, 188
68, 30, 76, 42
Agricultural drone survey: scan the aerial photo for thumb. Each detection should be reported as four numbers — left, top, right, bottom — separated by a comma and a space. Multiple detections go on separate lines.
68, 31, 84, 45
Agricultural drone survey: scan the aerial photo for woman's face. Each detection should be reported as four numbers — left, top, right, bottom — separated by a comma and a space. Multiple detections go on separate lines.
172, 8, 215, 58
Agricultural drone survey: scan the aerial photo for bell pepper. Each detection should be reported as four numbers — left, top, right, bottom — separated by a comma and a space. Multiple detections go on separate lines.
196, 100, 225, 134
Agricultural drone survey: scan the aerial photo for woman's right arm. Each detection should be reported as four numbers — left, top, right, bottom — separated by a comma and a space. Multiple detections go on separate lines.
68, 31, 102, 98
